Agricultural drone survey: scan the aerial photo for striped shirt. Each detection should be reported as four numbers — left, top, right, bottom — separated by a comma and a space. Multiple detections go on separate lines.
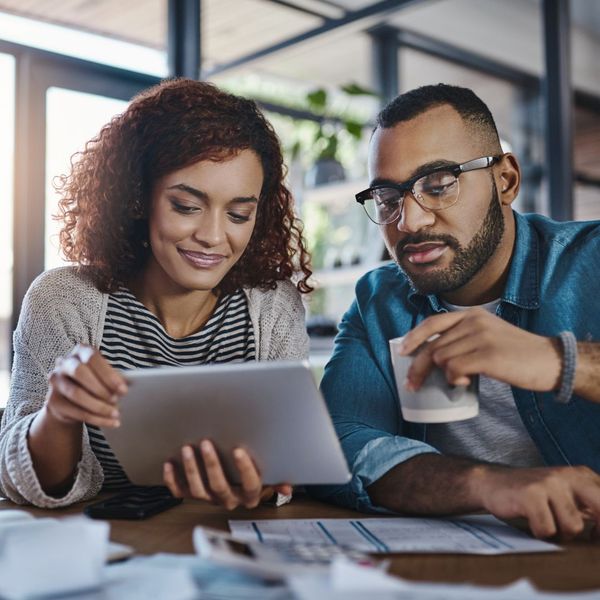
88, 288, 256, 489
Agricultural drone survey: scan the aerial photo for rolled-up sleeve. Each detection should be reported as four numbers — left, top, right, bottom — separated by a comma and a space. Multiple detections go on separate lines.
307, 299, 438, 512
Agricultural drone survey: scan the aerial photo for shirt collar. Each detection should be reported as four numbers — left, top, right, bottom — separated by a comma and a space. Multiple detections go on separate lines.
406, 211, 540, 311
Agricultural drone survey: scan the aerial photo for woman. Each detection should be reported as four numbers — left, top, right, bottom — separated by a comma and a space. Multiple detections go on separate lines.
0, 79, 312, 509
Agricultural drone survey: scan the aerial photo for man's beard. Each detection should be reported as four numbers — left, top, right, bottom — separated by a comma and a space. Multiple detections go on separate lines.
394, 180, 505, 296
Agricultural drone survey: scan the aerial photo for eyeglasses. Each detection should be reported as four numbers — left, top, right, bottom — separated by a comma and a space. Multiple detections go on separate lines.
355, 155, 501, 225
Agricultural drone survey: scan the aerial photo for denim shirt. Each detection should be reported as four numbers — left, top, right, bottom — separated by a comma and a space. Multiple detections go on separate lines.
310, 212, 600, 512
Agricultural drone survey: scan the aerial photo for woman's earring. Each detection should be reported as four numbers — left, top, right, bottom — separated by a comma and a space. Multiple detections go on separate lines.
142, 240, 149, 248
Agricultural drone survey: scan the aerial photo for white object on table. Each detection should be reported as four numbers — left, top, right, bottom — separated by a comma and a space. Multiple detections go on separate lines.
0, 516, 108, 599
229, 514, 560, 555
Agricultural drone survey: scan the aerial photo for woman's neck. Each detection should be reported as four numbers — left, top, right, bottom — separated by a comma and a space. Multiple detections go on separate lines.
128, 266, 220, 339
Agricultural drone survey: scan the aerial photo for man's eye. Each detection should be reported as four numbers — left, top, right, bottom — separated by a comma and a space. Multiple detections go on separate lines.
420, 173, 457, 195
374, 190, 400, 206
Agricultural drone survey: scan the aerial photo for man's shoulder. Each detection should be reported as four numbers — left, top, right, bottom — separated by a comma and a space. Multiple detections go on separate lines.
522, 212, 600, 251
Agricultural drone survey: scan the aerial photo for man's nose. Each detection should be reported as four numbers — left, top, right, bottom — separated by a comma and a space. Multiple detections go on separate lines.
395, 193, 435, 233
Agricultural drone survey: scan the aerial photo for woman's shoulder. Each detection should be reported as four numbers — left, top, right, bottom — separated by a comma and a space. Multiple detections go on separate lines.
244, 279, 302, 307
18, 266, 106, 344
24, 266, 103, 308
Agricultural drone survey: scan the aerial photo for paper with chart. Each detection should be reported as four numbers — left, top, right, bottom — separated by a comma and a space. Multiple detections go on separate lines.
229, 515, 560, 555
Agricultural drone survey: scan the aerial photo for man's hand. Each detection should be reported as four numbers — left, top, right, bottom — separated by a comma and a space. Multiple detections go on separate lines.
399, 309, 562, 392
474, 464, 600, 540
368, 454, 600, 541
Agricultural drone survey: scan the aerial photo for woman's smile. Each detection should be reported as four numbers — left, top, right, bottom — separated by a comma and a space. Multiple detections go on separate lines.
178, 248, 228, 269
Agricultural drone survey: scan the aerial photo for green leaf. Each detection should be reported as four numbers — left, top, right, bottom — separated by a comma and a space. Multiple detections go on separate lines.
290, 140, 302, 161
306, 89, 327, 110
318, 135, 338, 160
340, 82, 379, 97
344, 119, 363, 140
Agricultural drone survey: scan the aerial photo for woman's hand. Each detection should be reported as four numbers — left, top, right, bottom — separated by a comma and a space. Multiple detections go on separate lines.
44, 344, 128, 429
163, 440, 292, 510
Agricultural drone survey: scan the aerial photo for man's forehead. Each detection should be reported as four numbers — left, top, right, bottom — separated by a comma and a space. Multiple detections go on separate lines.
369, 105, 480, 180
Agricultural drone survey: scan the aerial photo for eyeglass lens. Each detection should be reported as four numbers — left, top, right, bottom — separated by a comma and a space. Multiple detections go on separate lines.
363, 170, 459, 224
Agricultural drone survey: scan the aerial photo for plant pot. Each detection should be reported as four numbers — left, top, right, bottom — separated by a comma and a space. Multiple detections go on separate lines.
304, 158, 345, 188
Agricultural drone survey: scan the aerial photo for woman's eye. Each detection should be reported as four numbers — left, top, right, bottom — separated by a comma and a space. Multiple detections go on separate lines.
171, 201, 198, 214
229, 212, 251, 223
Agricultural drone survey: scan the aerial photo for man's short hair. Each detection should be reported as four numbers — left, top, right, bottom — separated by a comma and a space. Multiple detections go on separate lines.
376, 83, 502, 152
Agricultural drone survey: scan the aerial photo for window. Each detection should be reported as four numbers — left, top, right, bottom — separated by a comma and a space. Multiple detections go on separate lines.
45, 88, 128, 270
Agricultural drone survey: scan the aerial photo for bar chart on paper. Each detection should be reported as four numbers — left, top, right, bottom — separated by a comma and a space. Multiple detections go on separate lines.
229, 515, 560, 555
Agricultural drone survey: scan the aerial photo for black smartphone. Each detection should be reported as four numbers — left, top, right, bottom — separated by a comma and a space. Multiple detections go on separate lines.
84, 486, 182, 520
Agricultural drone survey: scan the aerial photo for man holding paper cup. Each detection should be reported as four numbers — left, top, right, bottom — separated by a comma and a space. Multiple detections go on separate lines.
310, 84, 600, 541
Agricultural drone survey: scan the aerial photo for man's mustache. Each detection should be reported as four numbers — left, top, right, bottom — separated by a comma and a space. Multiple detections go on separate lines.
395, 233, 460, 257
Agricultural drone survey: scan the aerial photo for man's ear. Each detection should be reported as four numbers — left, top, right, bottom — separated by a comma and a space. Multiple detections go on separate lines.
497, 153, 520, 206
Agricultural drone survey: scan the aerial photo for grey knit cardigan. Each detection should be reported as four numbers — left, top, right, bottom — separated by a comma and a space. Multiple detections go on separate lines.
0, 267, 309, 508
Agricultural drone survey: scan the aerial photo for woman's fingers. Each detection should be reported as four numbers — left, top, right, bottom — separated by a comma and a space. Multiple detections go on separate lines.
52, 374, 120, 423
71, 344, 128, 396
58, 356, 114, 401
163, 461, 187, 499
233, 448, 263, 509
165, 441, 285, 510
181, 445, 213, 501
274, 483, 293, 496
46, 345, 127, 427
48, 391, 120, 428
201, 441, 240, 510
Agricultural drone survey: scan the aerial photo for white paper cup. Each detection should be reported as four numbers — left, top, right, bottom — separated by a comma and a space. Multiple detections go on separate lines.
389, 336, 478, 423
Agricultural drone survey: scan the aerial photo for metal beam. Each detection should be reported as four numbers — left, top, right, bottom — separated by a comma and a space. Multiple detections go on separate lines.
168, 0, 201, 79
396, 28, 538, 89
543, 0, 573, 221
264, 0, 336, 20
206, 0, 423, 77
369, 25, 399, 105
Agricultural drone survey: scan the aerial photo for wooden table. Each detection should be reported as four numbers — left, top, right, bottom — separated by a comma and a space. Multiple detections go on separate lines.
2, 494, 600, 593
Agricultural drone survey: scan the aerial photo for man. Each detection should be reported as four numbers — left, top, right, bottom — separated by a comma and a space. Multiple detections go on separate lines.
310, 84, 600, 540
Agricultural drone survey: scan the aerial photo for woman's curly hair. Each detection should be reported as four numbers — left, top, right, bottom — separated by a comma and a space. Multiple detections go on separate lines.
57, 78, 312, 294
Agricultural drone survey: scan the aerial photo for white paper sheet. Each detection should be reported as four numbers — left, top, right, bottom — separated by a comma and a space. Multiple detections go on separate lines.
289, 557, 600, 600
229, 514, 560, 555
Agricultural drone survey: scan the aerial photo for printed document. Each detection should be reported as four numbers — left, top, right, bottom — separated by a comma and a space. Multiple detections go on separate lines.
229, 515, 559, 555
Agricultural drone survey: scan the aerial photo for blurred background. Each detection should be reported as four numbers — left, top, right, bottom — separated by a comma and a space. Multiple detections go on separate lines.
0, 0, 599, 403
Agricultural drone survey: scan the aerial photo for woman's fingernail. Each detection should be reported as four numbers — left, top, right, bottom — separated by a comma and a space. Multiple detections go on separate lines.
201, 441, 212, 454
183, 446, 194, 459
233, 448, 244, 460
113, 420, 121, 428
118, 383, 128, 395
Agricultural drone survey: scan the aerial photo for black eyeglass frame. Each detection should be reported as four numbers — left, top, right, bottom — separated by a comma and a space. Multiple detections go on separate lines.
355, 155, 502, 224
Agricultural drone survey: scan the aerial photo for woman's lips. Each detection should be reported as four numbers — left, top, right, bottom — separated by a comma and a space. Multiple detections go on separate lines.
402, 243, 449, 265
178, 249, 227, 268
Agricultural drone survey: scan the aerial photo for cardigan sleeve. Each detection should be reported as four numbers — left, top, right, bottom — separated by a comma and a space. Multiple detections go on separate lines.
0, 268, 105, 507
251, 280, 309, 361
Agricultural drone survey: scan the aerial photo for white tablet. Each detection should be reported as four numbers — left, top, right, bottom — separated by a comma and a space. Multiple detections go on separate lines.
102, 360, 350, 486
